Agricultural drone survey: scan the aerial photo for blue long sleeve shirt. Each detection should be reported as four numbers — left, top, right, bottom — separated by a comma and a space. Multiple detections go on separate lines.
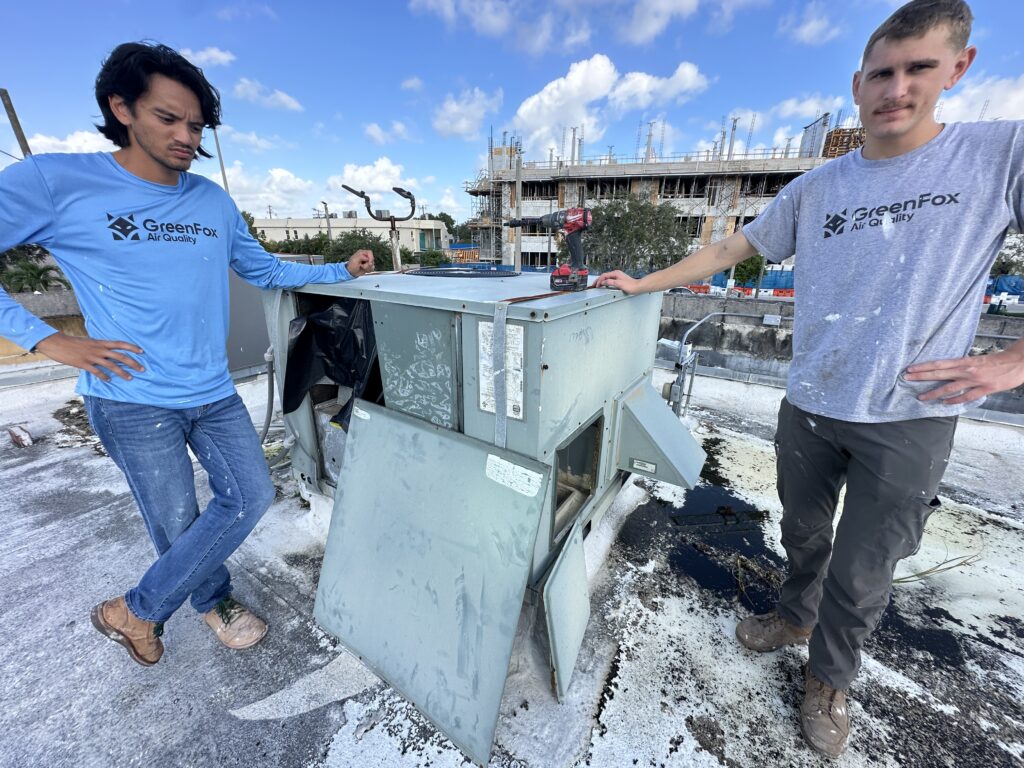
0, 152, 352, 407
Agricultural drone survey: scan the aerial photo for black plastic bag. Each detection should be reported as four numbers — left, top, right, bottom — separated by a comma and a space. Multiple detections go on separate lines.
282, 299, 377, 422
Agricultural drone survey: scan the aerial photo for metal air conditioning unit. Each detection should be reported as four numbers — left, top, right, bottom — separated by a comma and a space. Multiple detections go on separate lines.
262, 272, 705, 765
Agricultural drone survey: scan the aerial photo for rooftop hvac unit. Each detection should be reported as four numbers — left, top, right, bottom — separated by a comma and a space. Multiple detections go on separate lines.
342, 210, 358, 219
262, 273, 705, 765
374, 209, 391, 218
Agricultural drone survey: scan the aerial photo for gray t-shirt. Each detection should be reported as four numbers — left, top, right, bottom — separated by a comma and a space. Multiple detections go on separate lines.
743, 120, 1024, 423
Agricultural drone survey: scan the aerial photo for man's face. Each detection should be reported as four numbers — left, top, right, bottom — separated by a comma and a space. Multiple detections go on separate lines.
110, 73, 205, 179
853, 25, 975, 148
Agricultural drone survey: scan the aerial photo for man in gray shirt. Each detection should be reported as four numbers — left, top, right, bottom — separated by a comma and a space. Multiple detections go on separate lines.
597, 0, 1023, 758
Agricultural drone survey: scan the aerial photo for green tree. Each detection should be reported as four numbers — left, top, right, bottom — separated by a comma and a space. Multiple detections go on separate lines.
453, 222, 473, 244
419, 249, 446, 267
327, 228, 393, 270
1, 243, 48, 271
564, 194, 689, 274
992, 234, 1024, 276
436, 212, 455, 234
240, 210, 268, 247
732, 253, 764, 285
0, 262, 70, 292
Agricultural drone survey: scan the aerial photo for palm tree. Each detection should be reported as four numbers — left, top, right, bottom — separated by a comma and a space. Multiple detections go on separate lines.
0, 262, 71, 293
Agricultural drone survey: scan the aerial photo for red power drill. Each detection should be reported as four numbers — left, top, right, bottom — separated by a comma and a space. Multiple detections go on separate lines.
507, 204, 593, 292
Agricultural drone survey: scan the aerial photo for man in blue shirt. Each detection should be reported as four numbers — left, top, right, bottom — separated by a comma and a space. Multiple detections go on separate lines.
0, 42, 374, 666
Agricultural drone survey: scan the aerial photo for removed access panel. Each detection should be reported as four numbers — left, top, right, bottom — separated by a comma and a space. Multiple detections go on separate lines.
314, 401, 553, 766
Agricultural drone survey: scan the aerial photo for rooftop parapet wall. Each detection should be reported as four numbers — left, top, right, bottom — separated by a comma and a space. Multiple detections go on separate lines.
659, 294, 1024, 413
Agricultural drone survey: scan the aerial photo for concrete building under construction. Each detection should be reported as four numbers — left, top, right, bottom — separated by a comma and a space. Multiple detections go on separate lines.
466, 114, 863, 267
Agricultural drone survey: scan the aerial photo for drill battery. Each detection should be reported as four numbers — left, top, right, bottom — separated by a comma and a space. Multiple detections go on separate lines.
550, 263, 589, 292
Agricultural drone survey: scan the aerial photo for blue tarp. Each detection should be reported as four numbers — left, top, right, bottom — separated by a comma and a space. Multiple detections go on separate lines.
991, 275, 1024, 296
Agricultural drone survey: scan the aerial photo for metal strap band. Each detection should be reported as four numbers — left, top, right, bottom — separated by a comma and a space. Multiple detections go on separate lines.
492, 301, 509, 449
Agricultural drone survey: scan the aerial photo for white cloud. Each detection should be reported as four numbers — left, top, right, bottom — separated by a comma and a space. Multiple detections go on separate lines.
622, 0, 699, 45
328, 157, 419, 198
513, 54, 618, 154
365, 123, 388, 145
608, 61, 708, 111
204, 161, 314, 217
409, 0, 456, 24
773, 93, 844, 120
438, 187, 467, 217
218, 124, 282, 152
518, 12, 555, 56
565, 19, 592, 48
781, 2, 840, 46
432, 87, 503, 140
710, 0, 769, 30
233, 78, 303, 111
772, 125, 794, 148
410, 0, 513, 36
401, 76, 424, 91
364, 120, 412, 144
216, 3, 277, 21
512, 54, 708, 156
22, 131, 116, 154
939, 74, 1024, 122
180, 47, 236, 67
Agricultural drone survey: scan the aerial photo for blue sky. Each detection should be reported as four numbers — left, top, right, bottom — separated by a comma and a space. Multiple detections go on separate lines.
2, 0, 1022, 222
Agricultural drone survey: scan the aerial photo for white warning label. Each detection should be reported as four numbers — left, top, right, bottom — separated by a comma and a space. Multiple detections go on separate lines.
478, 321, 525, 420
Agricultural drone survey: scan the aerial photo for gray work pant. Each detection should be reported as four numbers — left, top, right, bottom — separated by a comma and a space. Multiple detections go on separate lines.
773, 398, 957, 690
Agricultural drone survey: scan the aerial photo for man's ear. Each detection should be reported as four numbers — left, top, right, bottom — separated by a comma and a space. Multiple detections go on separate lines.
108, 94, 133, 128
852, 70, 862, 106
945, 45, 977, 90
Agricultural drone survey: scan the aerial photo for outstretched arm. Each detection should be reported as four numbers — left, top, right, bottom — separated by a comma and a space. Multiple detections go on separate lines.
594, 231, 758, 295
903, 338, 1024, 405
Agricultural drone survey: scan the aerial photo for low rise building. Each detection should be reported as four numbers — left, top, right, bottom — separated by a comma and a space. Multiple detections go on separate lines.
253, 214, 450, 255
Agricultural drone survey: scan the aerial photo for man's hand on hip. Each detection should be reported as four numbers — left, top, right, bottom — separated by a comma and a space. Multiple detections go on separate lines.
904, 347, 1024, 405
346, 249, 375, 278
34, 332, 144, 382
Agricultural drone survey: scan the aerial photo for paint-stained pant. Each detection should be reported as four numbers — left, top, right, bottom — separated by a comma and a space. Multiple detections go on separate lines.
773, 398, 957, 691
85, 393, 275, 624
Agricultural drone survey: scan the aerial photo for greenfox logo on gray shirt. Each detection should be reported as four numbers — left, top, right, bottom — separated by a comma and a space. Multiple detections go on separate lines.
823, 191, 962, 238
742, 120, 1024, 424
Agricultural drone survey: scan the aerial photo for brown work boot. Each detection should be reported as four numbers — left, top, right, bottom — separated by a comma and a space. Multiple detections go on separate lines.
90, 596, 164, 666
800, 667, 850, 758
204, 597, 268, 650
735, 610, 813, 652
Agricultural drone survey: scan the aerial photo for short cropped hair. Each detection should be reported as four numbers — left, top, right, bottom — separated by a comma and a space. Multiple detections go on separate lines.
94, 42, 222, 158
863, 0, 973, 65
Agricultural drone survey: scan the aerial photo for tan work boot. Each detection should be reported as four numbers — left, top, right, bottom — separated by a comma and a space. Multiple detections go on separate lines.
735, 610, 813, 652
800, 667, 850, 758
204, 597, 268, 650
90, 596, 164, 666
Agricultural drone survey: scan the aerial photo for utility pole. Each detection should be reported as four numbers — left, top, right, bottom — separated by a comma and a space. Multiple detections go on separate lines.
321, 200, 333, 242
212, 126, 230, 194
0, 89, 32, 157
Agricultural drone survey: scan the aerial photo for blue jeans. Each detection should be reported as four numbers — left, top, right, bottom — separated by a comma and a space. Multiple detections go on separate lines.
85, 393, 275, 624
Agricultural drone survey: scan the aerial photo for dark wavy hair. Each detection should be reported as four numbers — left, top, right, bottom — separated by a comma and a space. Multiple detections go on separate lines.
95, 42, 222, 158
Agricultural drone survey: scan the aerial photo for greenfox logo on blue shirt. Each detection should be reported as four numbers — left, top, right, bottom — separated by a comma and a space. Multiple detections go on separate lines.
822, 191, 961, 239
106, 212, 220, 244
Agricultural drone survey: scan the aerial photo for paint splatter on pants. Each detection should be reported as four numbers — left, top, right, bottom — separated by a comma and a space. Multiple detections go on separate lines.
773, 397, 957, 690
85, 393, 275, 624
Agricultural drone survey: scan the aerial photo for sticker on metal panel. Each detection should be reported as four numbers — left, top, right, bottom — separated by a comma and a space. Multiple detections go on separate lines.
485, 454, 542, 497
631, 458, 657, 473
478, 321, 525, 420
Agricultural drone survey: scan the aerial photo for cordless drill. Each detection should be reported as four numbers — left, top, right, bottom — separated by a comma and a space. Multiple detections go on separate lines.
506, 206, 593, 291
